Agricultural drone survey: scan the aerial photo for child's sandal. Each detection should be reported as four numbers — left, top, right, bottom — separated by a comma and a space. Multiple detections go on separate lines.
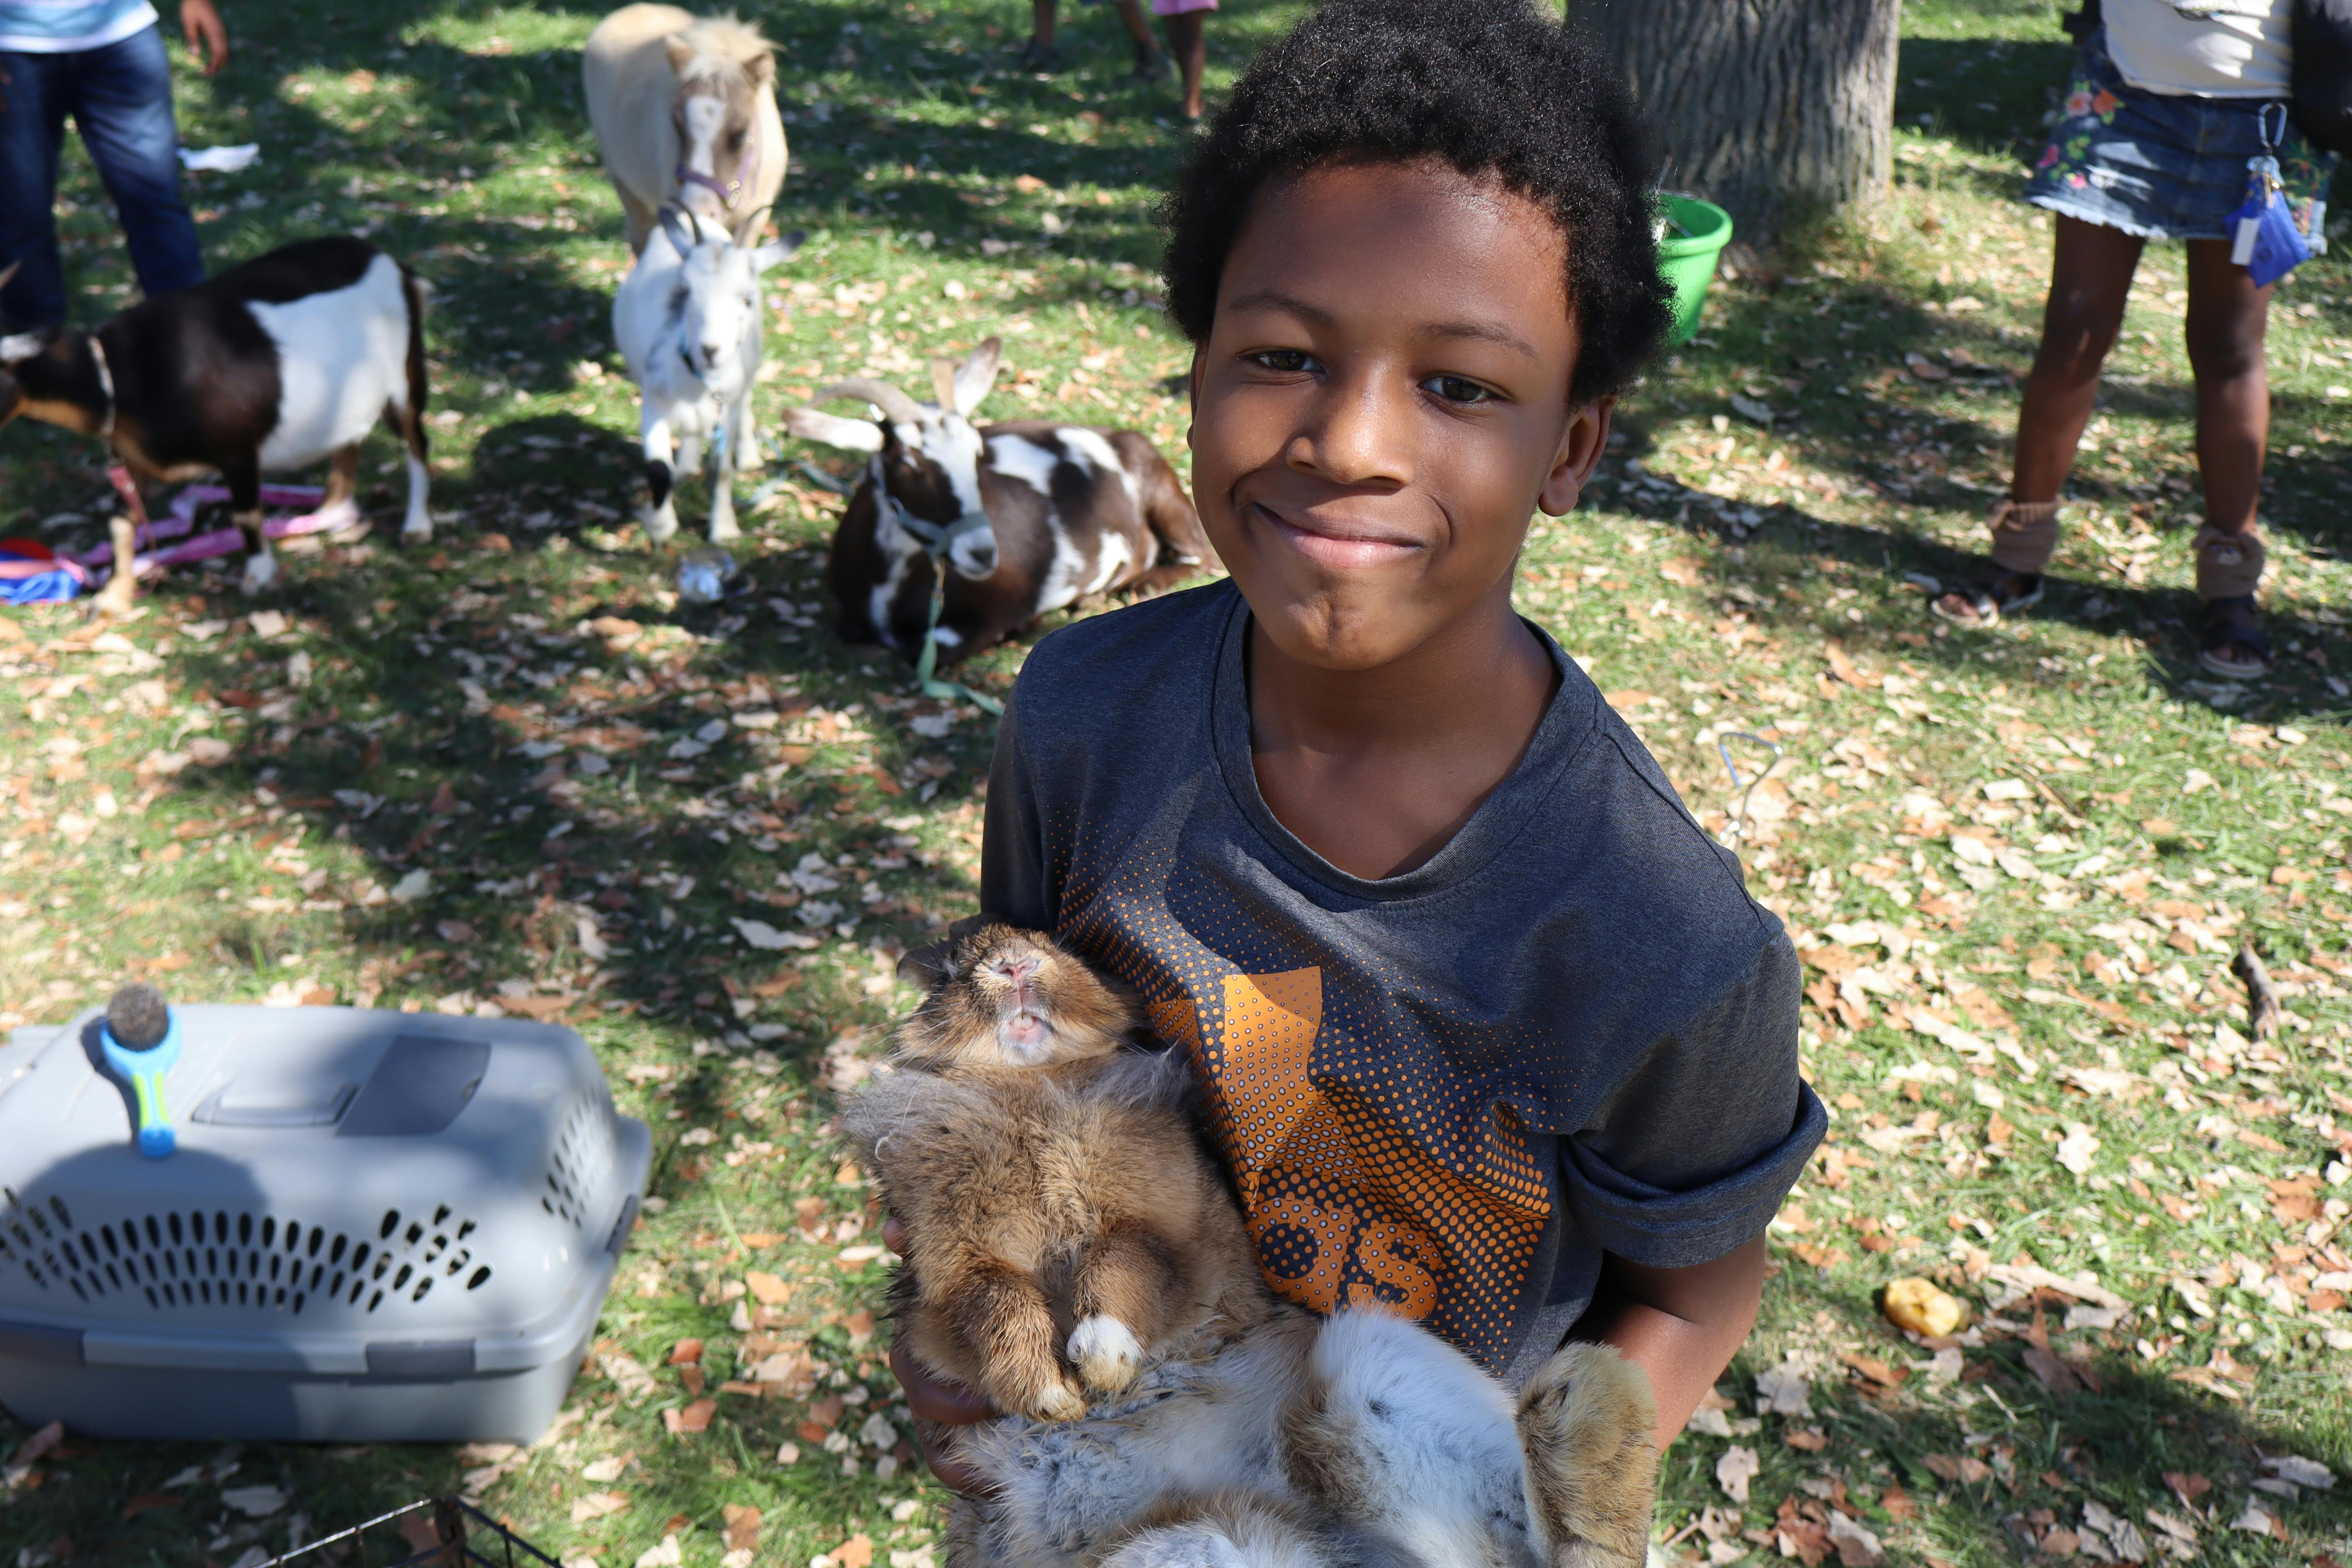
2197, 595, 2271, 680
1929, 571, 2042, 627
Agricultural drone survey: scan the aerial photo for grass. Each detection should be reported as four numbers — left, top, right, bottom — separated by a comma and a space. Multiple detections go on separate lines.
3, 0, 2350, 1565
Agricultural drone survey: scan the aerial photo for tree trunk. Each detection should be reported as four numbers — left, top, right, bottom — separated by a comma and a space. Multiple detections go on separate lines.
1573, 0, 1903, 246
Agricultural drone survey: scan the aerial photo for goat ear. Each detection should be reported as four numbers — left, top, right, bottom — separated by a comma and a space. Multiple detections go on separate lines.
745, 47, 776, 88
750, 229, 804, 274
951, 336, 1003, 417
656, 205, 697, 258
783, 406, 884, 453
0, 260, 18, 293
663, 33, 697, 72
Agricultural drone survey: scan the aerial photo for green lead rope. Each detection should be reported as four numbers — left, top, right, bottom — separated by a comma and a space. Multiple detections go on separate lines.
914, 571, 1005, 716
871, 458, 1005, 716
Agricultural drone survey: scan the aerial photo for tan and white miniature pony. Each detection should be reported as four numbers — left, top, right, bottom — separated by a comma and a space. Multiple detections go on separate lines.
584, 6, 788, 466
583, 5, 787, 251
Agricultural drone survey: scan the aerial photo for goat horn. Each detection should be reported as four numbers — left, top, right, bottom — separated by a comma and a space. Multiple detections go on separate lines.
811, 378, 925, 425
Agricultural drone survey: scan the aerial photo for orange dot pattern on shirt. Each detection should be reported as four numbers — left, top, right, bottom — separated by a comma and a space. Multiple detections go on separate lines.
1058, 831, 1553, 1368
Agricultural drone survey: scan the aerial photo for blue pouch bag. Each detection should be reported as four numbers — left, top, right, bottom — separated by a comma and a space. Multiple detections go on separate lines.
2229, 114, 2315, 288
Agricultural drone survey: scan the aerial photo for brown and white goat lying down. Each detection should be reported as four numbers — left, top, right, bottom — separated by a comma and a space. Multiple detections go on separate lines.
784, 338, 1218, 664
0, 236, 431, 610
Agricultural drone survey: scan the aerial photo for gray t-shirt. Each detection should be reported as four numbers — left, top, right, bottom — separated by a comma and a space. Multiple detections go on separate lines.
982, 580, 1825, 1381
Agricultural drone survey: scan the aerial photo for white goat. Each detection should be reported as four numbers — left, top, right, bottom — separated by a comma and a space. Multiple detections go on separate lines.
612, 207, 797, 544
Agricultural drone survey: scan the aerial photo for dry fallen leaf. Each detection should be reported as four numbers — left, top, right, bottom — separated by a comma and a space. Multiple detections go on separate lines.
1716, 1445, 1761, 1503
833, 1535, 875, 1568
745, 1270, 791, 1305
571, 1492, 630, 1525
663, 1399, 717, 1436
722, 1504, 762, 1553
1840, 1352, 1907, 1388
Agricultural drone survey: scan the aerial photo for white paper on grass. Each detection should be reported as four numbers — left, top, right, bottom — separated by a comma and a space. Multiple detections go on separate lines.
733, 916, 818, 951
178, 144, 260, 172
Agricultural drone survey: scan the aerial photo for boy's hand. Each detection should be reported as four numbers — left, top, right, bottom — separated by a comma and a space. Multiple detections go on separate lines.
882, 1216, 1002, 1495
180, 0, 229, 75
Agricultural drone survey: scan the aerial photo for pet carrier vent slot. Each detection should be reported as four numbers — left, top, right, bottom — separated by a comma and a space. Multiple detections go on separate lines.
543, 1097, 615, 1230
0, 1198, 493, 1314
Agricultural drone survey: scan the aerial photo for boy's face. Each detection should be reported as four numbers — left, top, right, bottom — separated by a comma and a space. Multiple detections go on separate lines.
1188, 159, 1611, 673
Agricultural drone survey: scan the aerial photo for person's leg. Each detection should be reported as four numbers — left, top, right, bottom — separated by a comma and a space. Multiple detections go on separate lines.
2181, 236, 2270, 535
66, 25, 203, 301
1934, 214, 2141, 624
0, 50, 74, 327
1021, 0, 1060, 68
2181, 234, 2274, 675
2013, 215, 2144, 503
1109, 0, 1155, 52
1161, 10, 1206, 119
1108, 0, 1167, 78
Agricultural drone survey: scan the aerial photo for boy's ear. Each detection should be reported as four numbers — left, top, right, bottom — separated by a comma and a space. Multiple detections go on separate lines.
1538, 396, 1615, 517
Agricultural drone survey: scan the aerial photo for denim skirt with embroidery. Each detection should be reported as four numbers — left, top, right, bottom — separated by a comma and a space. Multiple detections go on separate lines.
2025, 27, 2335, 251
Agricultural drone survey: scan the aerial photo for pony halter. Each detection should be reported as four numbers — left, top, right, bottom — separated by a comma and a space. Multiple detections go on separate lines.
675, 134, 760, 211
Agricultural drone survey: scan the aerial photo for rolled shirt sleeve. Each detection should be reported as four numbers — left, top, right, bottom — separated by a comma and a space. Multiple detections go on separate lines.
1560, 931, 1825, 1270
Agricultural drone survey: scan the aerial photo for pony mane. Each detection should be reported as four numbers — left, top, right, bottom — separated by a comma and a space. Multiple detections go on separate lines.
674, 13, 773, 77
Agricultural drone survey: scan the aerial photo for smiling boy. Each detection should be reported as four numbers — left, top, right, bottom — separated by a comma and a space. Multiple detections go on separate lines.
893, 0, 1824, 1465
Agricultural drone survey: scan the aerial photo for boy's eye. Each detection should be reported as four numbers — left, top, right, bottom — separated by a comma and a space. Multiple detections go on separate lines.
1243, 349, 1317, 375
1423, 374, 1496, 406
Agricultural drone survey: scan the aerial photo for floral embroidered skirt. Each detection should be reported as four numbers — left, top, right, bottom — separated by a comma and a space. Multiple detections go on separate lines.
2025, 28, 2335, 252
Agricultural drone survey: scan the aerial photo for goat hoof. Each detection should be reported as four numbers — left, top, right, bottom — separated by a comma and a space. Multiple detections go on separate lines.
400, 522, 433, 545
240, 555, 281, 595
91, 583, 137, 618
708, 518, 742, 544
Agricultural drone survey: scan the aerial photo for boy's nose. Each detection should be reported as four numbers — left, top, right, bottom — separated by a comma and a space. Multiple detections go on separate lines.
1290, 370, 1414, 488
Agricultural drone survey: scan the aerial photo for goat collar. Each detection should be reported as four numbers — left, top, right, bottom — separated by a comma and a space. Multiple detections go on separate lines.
870, 454, 990, 555
86, 332, 116, 443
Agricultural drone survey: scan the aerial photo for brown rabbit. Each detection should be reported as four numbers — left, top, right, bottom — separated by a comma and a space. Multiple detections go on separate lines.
842, 924, 1271, 1422
850, 925, 1661, 1568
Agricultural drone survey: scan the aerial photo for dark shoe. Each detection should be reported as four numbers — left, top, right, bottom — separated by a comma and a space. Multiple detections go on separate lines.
1015, 38, 1060, 71
2197, 594, 2271, 680
1930, 570, 2042, 626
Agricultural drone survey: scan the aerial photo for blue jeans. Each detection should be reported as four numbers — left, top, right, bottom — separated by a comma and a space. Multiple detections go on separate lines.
0, 24, 203, 328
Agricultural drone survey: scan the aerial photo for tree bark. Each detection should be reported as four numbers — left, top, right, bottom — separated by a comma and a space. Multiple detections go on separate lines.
1573, 0, 1903, 245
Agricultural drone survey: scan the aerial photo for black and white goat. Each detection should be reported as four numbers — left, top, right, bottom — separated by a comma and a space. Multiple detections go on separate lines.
0, 236, 430, 612
612, 206, 799, 546
784, 338, 1216, 663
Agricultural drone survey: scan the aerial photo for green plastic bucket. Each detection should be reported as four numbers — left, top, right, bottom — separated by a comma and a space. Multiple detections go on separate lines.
1655, 194, 1733, 346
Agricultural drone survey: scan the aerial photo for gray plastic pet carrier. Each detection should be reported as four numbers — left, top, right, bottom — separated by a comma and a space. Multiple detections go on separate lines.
0, 1005, 650, 1442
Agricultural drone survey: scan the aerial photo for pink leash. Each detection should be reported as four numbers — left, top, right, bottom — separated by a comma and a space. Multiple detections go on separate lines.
75, 473, 340, 583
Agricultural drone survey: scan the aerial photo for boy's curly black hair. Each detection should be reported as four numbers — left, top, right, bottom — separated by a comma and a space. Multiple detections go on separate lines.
1160, 0, 1671, 405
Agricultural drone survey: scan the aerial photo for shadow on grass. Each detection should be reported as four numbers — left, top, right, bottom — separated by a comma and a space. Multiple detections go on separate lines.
1695, 1260, 2352, 1568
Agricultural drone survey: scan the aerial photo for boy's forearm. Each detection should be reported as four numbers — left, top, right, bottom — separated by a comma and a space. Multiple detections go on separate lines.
1594, 1237, 1767, 1453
